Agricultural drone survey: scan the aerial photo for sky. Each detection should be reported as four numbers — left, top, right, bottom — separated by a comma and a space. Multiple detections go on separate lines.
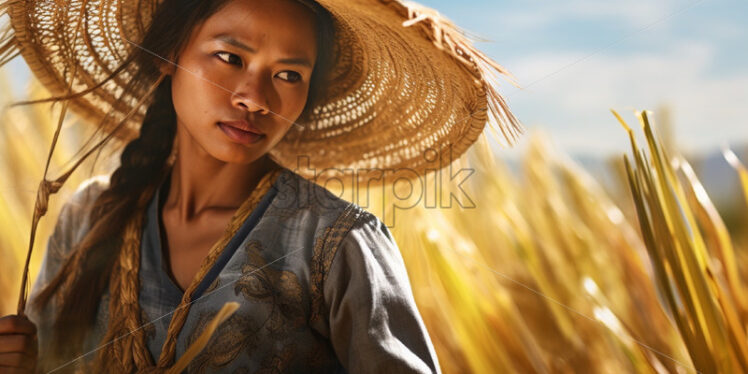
416, 0, 748, 158
3, 0, 746, 159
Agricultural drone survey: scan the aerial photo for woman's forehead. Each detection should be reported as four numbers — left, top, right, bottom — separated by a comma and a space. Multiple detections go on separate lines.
197, 0, 318, 54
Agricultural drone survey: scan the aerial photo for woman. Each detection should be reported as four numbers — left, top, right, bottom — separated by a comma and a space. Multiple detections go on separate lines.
0, 0, 520, 372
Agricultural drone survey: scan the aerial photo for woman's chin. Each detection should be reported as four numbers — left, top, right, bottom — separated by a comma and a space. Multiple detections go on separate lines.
208, 147, 266, 165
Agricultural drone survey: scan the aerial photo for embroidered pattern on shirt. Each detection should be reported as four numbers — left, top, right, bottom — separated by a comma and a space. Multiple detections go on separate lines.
308, 204, 367, 329
185, 240, 308, 373
186, 311, 260, 373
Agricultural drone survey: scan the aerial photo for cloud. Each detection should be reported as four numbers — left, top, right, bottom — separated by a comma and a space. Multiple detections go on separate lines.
488, 0, 678, 31
498, 40, 748, 156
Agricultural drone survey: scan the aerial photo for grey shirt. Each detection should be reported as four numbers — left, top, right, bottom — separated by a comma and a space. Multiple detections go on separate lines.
28, 168, 441, 373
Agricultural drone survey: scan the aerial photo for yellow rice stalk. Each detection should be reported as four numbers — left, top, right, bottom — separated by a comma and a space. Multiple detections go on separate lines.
679, 157, 748, 329
5, 64, 748, 372
557, 155, 686, 373
617, 109, 748, 373
366, 132, 690, 372
0, 71, 118, 315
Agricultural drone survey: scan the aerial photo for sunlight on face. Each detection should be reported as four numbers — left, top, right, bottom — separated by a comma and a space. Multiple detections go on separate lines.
169, 0, 318, 164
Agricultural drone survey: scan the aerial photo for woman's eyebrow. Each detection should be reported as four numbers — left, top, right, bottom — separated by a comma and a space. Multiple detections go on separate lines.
212, 34, 313, 68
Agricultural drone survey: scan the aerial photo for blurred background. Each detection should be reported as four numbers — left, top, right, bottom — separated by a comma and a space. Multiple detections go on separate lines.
420, 0, 748, 217
1, 0, 747, 372
421, 0, 747, 155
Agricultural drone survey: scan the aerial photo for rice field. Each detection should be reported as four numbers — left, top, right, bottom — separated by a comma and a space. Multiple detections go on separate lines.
1, 71, 746, 372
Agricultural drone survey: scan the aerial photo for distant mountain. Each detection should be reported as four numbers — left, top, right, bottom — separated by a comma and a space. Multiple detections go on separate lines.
493, 143, 748, 213
691, 145, 748, 208
566, 143, 748, 212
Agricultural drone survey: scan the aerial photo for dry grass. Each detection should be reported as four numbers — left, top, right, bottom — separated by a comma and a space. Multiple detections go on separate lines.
1, 70, 746, 372
618, 110, 748, 373
373, 133, 688, 373
0, 72, 118, 316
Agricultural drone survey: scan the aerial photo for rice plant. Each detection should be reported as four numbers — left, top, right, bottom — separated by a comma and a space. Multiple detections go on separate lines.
618, 110, 748, 373
2, 68, 747, 372
0, 71, 118, 316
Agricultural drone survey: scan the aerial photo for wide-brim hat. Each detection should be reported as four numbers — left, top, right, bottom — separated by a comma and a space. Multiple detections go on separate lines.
0, 0, 522, 184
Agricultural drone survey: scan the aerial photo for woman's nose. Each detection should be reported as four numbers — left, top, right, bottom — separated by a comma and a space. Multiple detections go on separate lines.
231, 75, 270, 115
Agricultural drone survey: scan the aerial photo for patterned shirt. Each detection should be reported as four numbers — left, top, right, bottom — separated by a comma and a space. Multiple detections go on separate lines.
27, 167, 441, 373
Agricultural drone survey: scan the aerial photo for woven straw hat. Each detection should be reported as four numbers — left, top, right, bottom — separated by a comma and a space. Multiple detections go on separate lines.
0, 0, 522, 184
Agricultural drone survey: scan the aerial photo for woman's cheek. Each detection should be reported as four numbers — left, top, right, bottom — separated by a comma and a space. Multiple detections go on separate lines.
281, 85, 310, 120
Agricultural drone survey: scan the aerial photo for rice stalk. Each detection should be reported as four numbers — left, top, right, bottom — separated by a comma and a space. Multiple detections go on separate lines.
370, 131, 690, 372
617, 109, 748, 373
0, 69, 117, 315
2, 64, 747, 373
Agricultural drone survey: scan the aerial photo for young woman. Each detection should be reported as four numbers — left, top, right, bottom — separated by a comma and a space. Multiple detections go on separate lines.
0, 0, 520, 372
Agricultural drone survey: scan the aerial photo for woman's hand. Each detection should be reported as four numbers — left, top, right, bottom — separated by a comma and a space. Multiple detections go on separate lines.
0, 315, 37, 374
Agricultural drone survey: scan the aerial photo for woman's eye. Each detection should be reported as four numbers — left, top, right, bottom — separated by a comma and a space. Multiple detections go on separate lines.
276, 71, 302, 83
215, 52, 242, 66
214, 53, 301, 83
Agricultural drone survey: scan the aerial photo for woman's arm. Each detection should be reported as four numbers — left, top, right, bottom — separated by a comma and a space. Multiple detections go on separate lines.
324, 213, 441, 373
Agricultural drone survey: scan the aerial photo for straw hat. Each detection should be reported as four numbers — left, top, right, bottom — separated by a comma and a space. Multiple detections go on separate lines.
0, 0, 522, 184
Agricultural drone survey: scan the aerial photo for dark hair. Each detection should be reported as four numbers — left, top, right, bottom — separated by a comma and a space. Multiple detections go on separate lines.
33, 0, 335, 361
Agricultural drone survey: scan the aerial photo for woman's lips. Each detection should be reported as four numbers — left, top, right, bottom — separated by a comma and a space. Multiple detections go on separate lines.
221, 120, 263, 134
217, 122, 264, 145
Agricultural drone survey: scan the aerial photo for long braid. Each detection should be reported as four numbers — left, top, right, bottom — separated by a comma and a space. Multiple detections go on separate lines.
36, 77, 176, 368
91, 76, 177, 372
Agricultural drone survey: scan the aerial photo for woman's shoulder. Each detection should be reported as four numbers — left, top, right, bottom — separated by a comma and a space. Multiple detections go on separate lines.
67, 174, 111, 208
50, 175, 111, 254
28, 175, 111, 303
270, 168, 392, 257
61, 174, 111, 226
273, 168, 392, 252
273, 168, 377, 226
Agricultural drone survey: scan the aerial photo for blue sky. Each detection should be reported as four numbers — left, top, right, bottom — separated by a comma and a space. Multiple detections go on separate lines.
3, 0, 746, 158
417, 0, 748, 158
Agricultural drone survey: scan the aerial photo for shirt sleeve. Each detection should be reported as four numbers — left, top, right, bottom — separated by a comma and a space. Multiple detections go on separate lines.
323, 213, 441, 373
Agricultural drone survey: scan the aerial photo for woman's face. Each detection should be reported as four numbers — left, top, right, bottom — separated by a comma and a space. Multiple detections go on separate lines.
168, 0, 318, 164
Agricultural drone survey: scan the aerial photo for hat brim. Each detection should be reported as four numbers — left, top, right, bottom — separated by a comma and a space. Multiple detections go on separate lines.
2, 0, 522, 184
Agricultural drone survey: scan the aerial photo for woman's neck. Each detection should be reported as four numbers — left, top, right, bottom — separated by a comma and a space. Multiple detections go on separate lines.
164, 145, 277, 223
